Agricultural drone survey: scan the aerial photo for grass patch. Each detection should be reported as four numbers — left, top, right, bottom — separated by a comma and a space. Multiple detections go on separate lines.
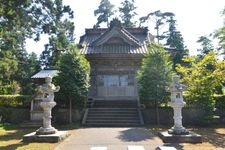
0, 123, 18, 130
0, 123, 80, 150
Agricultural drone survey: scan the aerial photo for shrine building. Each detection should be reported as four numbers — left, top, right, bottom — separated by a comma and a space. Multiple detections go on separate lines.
79, 19, 153, 126
79, 19, 153, 102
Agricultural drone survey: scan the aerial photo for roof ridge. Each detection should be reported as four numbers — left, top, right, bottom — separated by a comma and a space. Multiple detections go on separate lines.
120, 28, 141, 46
90, 26, 141, 47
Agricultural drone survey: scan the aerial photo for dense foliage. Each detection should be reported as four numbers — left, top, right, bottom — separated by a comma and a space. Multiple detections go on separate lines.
137, 43, 173, 106
165, 16, 188, 69
0, 95, 31, 107
56, 45, 90, 109
94, 0, 139, 28
197, 35, 214, 57
55, 45, 90, 123
214, 7, 225, 59
94, 0, 115, 28
139, 11, 188, 70
119, 0, 137, 27
39, 0, 75, 68
0, 0, 74, 94
139, 10, 174, 43
176, 52, 225, 114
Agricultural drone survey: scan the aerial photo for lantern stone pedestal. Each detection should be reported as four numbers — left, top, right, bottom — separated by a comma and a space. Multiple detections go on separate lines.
35, 101, 57, 135
158, 75, 202, 143
23, 70, 69, 143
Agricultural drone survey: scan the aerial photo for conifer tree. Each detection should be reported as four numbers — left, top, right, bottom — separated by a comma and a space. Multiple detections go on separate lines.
119, 0, 137, 27
165, 16, 188, 69
94, 0, 115, 28
56, 45, 90, 123
197, 35, 214, 57
137, 43, 172, 105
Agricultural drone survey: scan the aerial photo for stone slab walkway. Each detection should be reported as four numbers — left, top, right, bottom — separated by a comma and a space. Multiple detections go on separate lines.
54, 127, 163, 150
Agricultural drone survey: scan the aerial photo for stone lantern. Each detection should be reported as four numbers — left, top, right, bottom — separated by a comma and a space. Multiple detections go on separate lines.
23, 69, 68, 142
35, 76, 60, 135
158, 75, 202, 143
168, 75, 188, 135
29, 70, 59, 126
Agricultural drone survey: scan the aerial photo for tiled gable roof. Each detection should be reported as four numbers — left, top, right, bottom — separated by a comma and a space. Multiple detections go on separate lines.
79, 22, 153, 55
91, 26, 141, 47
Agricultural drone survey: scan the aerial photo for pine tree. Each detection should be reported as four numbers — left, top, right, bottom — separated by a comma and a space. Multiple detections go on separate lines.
137, 43, 173, 105
56, 45, 90, 123
94, 0, 115, 28
137, 43, 173, 124
197, 35, 214, 57
139, 10, 174, 43
39, 0, 75, 68
119, 0, 137, 27
165, 16, 188, 69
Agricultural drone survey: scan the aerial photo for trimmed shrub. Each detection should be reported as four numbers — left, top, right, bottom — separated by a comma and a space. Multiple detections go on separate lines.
0, 95, 32, 108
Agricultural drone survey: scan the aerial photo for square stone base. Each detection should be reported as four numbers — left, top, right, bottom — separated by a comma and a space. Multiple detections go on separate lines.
23, 131, 69, 143
158, 131, 202, 143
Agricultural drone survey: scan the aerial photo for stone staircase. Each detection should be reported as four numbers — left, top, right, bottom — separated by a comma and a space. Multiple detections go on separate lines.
82, 100, 144, 127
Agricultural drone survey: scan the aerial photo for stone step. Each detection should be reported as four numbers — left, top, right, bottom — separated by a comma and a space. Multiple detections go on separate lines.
86, 119, 140, 123
89, 108, 137, 112
93, 100, 137, 108
89, 108, 138, 110
89, 109, 138, 112
86, 117, 140, 121
89, 111, 138, 116
88, 111, 139, 117
89, 111, 137, 115
88, 113, 138, 117
88, 112, 138, 115
88, 115, 138, 118
93, 105, 137, 108
83, 99, 143, 127
85, 122, 141, 127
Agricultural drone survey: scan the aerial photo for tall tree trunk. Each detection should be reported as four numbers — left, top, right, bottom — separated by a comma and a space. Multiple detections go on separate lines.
69, 98, 72, 124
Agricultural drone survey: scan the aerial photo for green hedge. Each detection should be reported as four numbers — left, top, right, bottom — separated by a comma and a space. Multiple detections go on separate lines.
215, 95, 225, 109
0, 95, 32, 108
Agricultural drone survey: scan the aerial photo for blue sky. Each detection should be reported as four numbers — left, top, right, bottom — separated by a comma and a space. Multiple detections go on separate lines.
26, 0, 225, 56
